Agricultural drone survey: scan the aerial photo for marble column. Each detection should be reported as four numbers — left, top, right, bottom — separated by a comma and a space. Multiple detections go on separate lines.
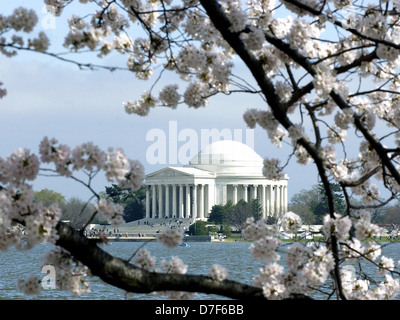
146, 185, 150, 219
179, 184, 184, 219
199, 184, 204, 220
270, 185, 275, 215
165, 184, 170, 218
252, 185, 258, 201
222, 184, 227, 205
284, 185, 288, 213
276, 185, 281, 214
261, 185, 266, 218
152, 185, 156, 218
172, 184, 177, 218
243, 184, 248, 202
192, 184, 197, 219
186, 184, 191, 218
158, 184, 163, 218
232, 184, 238, 205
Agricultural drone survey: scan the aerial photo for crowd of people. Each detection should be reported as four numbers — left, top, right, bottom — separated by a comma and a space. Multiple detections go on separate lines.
84, 218, 191, 239
84, 228, 149, 239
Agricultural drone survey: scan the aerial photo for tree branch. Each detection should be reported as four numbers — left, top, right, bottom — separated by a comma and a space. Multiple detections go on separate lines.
55, 221, 270, 299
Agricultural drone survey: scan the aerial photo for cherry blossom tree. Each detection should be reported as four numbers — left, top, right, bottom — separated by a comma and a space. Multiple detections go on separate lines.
2, 0, 400, 300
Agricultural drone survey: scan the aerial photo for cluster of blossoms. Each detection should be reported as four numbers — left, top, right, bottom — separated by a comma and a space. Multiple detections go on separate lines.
0, 137, 144, 297
124, 91, 157, 116
93, 199, 125, 227
340, 238, 400, 300
321, 213, 352, 242
156, 256, 196, 300
323, 211, 400, 299
156, 227, 184, 248
262, 158, 285, 180
244, 214, 336, 299
312, 63, 338, 99
39, 137, 144, 192
253, 262, 286, 300
281, 211, 302, 233
17, 275, 41, 295
18, 246, 91, 296
243, 109, 287, 148
352, 210, 382, 241
0, 7, 50, 57
0, 148, 40, 184
221, 0, 247, 32
132, 248, 157, 271
42, 246, 91, 296
0, 148, 62, 251
244, 210, 400, 300
209, 264, 228, 281
158, 84, 180, 108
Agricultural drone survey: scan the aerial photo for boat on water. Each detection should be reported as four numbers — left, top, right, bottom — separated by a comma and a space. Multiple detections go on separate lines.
179, 243, 190, 247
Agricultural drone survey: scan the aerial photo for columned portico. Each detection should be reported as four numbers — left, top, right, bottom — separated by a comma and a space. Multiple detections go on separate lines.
144, 141, 289, 221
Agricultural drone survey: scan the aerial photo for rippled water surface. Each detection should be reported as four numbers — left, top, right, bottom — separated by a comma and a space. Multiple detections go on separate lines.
1, 241, 400, 300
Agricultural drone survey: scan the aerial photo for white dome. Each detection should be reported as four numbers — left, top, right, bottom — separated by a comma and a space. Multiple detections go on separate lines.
188, 140, 263, 175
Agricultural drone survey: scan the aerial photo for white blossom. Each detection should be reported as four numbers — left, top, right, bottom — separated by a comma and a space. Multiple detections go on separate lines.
249, 236, 282, 261
209, 264, 228, 281
240, 26, 265, 51
281, 211, 302, 233
93, 199, 124, 221
133, 248, 156, 271
262, 158, 285, 180
353, 210, 382, 241
156, 228, 184, 248
321, 213, 352, 242
183, 82, 208, 108
159, 84, 180, 108
378, 256, 395, 275
17, 275, 41, 295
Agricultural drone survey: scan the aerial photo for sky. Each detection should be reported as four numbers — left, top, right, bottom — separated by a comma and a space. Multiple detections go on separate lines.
0, 1, 322, 202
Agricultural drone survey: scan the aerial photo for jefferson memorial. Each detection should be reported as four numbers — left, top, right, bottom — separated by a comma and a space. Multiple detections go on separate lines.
144, 140, 288, 221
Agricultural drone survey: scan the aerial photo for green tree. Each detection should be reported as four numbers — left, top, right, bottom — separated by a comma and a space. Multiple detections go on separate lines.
289, 183, 346, 224
313, 183, 346, 221
226, 200, 250, 231
104, 184, 146, 222
372, 201, 400, 225
208, 205, 227, 224
220, 223, 232, 238
288, 186, 320, 225
250, 199, 263, 221
34, 188, 65, 208
189, 220, 209, 236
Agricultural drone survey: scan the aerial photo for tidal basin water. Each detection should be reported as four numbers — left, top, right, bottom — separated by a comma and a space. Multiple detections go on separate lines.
1, 241, 400, 300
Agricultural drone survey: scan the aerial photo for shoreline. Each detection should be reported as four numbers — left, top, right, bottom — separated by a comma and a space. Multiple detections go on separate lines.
86, 235, 400, 243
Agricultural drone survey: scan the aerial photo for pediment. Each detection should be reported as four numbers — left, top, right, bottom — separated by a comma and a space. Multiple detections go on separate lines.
146, 167, 193, 179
